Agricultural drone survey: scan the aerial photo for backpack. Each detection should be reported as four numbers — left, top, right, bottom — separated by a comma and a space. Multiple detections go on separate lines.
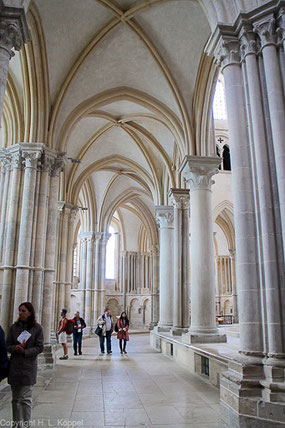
65, 319, 75, 335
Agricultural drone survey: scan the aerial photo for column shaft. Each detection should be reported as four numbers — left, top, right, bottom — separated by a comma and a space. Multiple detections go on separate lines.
14, 148, 42, 318
221, 49, 263, 354
155, 206, 174, 329
0, 153, 21, 331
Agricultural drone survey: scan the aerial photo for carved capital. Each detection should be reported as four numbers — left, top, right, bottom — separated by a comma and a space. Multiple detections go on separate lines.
277, 8, 285, 44
155, 206, 174, 228
150, 244, 159, 256
215, 37, 240, 68
42, 155, 55, 174
0, 20, 22, 58
240, 29, 258, 59
228, 248, 236, 257
179, 156, 221, 191
254, 16, 277, 47
101, 232, 111, 245
94, 232, 103, 243
168, 188, 190, 210
50, 154, 66, 177
22, 150, 42, 169
0, 150, 11, 171
10, 151, 22, 170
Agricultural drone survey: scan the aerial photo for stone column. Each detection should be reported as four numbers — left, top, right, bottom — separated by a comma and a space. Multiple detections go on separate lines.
180, 156, 226, 344
57, 203, 69, 312
254, 18, 285, 258
214, 37, 263, 355
121, 251, 127, 310
93, 232, 110, 321
79, 234, 87, 318
65, 206, 78, 314
85, 232, 94, 329
42, 156, 65, 344
0, 6, 29, 120
99, 232, 111, 313
93, 232, 102, 325
150, 245, 159, 329
13, 144, 43, 318
0, 153, 11, 260
32, 155, 51, 320
155, 206, 174, 331
169, 188, 190, 334
0, 149, 22, 332
228, 249, 238, 323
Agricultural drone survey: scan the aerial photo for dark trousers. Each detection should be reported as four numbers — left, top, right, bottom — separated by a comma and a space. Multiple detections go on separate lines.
119, 339, 127, 352
99, 330, 112, 353
73, 331, 83, 354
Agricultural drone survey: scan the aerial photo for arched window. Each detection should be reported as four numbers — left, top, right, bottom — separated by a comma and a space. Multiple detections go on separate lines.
106, 226, 115, 279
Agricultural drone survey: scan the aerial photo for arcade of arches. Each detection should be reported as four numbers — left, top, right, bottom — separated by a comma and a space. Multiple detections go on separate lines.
0, 0, 284, 426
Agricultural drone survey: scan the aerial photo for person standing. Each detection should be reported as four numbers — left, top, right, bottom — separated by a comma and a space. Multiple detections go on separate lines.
0, 325, 9, 381
6, 302, 43, 428
73, 311, 86, 355
116, 311, 129, 354
57, 308, 68, 360
96, 308, 113, 355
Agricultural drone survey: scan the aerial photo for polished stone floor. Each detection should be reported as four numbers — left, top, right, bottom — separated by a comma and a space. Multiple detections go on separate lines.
0, 334, 230, 427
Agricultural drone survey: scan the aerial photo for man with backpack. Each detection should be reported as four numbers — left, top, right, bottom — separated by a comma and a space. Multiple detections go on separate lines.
57, 309, 68, 360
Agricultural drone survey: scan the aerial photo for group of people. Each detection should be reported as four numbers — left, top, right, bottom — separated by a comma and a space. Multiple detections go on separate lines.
0, 302, 130, 427
57, 307, 130, 359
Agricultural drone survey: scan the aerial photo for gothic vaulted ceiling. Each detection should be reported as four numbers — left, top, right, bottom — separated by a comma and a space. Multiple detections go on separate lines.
3, 0, 267, 247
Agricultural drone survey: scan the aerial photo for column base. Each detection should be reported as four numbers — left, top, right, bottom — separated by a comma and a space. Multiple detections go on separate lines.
170, 327, 188, 336
50, 330, 57, 344
154, 324, 172, 332
220, 359, 285, 427
38, 344, 56, 370
149, 322, 158, 330
182, 332, 227, 344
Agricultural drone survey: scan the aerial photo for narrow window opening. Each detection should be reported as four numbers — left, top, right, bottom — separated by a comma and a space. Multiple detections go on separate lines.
201, 356, 209, 376
223, 145, 231, 171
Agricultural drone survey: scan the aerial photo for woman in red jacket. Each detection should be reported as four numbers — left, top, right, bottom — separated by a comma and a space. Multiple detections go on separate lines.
116, 312, 129, 354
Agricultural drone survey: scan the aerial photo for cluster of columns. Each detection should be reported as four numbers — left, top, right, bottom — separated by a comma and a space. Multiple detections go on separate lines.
53, 202, 78, 331
155, 166, 224, 342
0, 144, 65, 345
120, 248, 159, 327
77, 231, 110, 331
206, 2, 285, 424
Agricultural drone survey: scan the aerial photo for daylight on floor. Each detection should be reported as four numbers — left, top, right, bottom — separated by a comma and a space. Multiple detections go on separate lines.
0, 1, 285, 427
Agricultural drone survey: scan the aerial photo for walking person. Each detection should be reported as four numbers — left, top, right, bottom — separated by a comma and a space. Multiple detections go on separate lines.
6, 302, 43, 428
116, 311, 129, 354
96, 308, 113, 355
73, 311, 86, 355
57, 308, 68, 360
0, 325, 9, 382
